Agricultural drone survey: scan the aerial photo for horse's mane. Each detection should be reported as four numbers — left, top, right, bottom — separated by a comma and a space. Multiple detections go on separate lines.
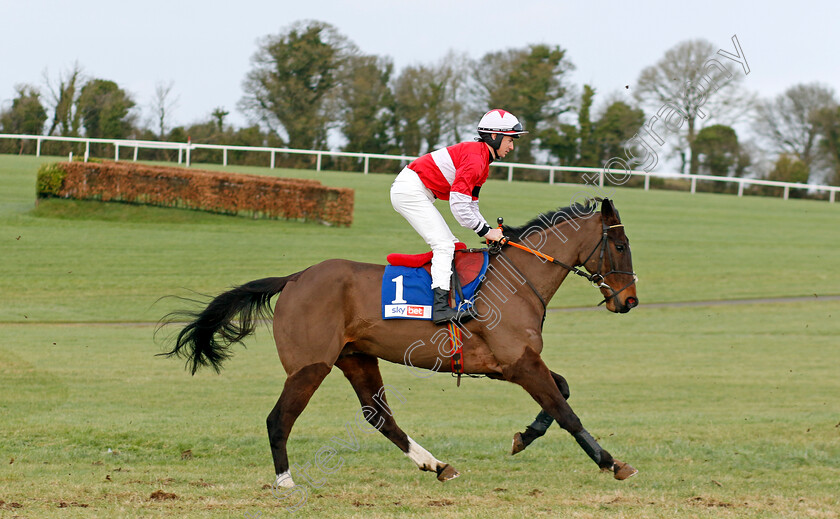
502, 201, 597, 241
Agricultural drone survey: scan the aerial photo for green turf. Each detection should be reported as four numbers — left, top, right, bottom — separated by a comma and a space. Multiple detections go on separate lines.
1, 154, 838, 518
1, 303, 837, 517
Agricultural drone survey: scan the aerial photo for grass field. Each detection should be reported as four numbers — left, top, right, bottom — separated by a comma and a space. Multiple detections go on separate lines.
1, 154, 839, 518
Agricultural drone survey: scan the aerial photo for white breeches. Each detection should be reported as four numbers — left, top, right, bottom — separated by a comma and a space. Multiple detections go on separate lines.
390, 167, 458, 290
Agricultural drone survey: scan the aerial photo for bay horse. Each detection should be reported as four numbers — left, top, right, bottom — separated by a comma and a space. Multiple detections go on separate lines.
160, 197, 639, 489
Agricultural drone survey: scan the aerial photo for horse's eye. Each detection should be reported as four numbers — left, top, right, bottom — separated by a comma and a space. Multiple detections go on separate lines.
616, 244, 626, 253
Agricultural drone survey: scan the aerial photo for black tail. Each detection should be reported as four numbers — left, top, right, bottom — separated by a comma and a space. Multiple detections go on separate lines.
158, 274, 302, 375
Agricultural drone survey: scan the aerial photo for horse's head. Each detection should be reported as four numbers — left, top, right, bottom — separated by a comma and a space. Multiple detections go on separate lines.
579, 199, 638, 313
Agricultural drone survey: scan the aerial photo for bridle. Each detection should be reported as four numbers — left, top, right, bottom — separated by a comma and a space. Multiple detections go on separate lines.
579, 222, 638, 307
489, 218, 637, 310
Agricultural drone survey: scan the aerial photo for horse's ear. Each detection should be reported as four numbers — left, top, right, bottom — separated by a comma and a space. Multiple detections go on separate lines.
601, 198, 621, 224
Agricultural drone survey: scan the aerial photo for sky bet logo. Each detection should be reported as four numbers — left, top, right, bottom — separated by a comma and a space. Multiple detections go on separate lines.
385, 304, 431, 319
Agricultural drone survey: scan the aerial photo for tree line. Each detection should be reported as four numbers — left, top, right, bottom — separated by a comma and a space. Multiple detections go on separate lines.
2, 20, 839, 187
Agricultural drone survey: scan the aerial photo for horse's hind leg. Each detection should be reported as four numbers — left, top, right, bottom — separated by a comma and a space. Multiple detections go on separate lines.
505, 348, 637, 479
511, 370, 570, 454
268, 362, 332, 488
334, 353, 459, 482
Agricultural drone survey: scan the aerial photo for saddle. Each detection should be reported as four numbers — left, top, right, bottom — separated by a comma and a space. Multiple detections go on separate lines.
386, 242, 486, 287
382, 243, 489, 321
384, 243, 489, 382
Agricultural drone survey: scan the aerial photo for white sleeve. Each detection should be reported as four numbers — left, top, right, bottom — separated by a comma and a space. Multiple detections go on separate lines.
449, 192, 491, 236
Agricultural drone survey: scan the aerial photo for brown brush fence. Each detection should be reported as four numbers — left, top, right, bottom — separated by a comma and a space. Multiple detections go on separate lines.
36, 161, 354, 226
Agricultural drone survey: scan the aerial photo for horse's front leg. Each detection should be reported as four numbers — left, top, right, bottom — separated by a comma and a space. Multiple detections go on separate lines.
511, 370, 568, 455
503, 347, 637, 480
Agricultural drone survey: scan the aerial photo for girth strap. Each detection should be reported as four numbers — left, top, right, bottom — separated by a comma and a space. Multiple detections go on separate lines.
447, 322, 463, 387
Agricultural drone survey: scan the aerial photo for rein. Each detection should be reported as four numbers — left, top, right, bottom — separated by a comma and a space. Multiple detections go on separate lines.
489, 219, 636, 308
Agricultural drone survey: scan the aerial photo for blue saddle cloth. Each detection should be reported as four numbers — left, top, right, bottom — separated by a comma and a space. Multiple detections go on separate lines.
382, 251, 489, 320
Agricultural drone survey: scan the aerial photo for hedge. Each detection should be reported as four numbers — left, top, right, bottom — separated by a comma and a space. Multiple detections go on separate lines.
36, 161, 354, 226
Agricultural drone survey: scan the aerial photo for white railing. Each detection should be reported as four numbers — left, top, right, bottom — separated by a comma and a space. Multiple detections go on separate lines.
1, 132, 837, 203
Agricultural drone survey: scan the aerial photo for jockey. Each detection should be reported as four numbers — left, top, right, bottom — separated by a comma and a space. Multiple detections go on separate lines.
390, 109, 528, 324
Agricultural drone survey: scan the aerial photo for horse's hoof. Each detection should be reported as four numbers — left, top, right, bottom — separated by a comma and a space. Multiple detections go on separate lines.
436, 464, 460, 482
273, 471, 296, 488
511, 432, 526, 455
612, 460, 638, 480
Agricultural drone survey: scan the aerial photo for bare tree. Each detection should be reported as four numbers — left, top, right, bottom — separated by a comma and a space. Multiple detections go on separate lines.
150, 80, 178, 139
753, 82, 837, 172
634, 39, 754, 174
43, 62, 83, 136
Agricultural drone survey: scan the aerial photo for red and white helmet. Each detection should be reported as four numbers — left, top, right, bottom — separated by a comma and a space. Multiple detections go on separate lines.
477, 109, 528, 150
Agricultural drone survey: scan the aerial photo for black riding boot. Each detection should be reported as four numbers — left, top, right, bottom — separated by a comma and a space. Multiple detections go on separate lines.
432, 288, 478, 325
432, 288, 458, 324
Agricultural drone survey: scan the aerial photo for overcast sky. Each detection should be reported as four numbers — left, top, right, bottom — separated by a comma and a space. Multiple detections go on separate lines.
2, 0, 837, 137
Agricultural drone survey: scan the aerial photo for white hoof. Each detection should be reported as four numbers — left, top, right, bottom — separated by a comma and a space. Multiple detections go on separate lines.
274, 471, 295, 488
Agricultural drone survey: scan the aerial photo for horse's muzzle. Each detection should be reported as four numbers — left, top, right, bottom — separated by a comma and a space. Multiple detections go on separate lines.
620, 296, 638, 313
